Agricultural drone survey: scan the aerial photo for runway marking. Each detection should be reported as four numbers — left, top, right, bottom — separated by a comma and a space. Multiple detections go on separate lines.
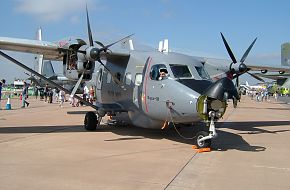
254, 165, 290, 172
164, 151, 198, 189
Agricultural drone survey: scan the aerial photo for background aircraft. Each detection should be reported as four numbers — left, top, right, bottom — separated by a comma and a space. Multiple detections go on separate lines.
250, 43, 290, 89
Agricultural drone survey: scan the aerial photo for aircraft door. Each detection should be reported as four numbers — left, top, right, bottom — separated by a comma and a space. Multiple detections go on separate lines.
144, 63, 170, 120
133, 73, 143, 108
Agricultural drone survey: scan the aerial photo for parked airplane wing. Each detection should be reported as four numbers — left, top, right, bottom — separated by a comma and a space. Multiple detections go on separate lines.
252, 73, 290, 80
0, 37, 64, 60
246, 64, 290, 73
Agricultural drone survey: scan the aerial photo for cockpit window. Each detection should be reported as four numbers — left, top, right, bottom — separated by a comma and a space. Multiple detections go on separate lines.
195, 66, 210, 79
170, 65, 192, 78
150, 64, 168, 81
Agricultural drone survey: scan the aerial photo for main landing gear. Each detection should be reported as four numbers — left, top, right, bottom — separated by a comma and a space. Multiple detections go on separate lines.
194, 111, 218, 148
84, 111, 101, 131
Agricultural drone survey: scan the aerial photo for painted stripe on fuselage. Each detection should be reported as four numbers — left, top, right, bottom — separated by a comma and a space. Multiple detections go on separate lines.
143, 57, 152, 113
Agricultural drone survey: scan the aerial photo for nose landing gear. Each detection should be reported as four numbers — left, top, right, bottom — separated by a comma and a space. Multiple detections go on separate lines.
195, 112, 218, 148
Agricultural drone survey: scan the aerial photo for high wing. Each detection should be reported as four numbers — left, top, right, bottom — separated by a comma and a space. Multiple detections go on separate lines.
252, 73, 290, 80
0, 37, 65, 60
246, 64, 290, 73
202, 57, 290, 79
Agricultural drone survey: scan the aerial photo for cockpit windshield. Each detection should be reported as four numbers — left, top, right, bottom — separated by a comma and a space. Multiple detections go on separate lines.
170, 65, 192, 78
195, 66, 210, 80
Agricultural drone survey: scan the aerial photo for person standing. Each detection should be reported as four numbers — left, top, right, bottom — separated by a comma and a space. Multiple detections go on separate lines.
89, 86, 95, 103
59, 90, 65, 108
21, 81, 29, 108
273, 91, 278, 102
0, 79, 6, 109
44, 84, 49, 102
34, 86, 39, 99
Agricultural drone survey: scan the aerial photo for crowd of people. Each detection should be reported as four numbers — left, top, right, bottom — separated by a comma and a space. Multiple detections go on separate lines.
31, 84, 97, 108
0, 81, 97, 109
246, 89, 278, 102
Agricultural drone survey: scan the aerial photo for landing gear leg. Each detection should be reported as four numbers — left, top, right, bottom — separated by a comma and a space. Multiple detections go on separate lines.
233, 97, 238, 108
84, 111, 101, 131
196, 113, 218, 148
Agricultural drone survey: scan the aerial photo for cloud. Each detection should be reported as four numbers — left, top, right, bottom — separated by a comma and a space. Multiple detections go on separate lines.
13, 0, 97, 22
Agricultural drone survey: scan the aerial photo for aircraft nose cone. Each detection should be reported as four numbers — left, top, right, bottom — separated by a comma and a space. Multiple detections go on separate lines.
203, 77, 239, 101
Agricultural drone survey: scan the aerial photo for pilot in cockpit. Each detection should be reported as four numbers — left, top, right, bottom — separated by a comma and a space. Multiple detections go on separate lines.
158, 68, 168, 80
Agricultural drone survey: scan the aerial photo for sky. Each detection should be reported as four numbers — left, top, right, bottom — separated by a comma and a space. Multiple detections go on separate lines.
0, 0, 290, 84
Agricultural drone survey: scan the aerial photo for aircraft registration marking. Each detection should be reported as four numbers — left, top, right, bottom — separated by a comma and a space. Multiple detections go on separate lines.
147, 96, 159, 101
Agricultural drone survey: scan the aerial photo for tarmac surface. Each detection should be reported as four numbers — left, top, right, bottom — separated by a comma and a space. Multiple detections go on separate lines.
0, 96, 289, 190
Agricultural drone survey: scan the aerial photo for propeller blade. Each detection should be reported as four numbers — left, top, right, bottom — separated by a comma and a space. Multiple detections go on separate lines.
101, 34, 134, 51
70, 72, 84, 97
240, 37, 257, 63
86, 5, 94, 46
236, 76, 239, 87
95, 41, 106, 48
247, 71, 265, 82
221, 32, 237, 64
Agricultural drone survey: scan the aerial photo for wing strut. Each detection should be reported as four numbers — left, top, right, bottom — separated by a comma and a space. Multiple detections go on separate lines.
0, 50, 98, 110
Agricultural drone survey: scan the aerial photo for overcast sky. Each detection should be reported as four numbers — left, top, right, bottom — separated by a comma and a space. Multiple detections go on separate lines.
0, 0, 290, 84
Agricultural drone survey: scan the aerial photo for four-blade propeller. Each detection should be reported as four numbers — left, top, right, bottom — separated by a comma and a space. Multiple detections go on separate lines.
220, 32, 264, 87
70, 6, 133, 96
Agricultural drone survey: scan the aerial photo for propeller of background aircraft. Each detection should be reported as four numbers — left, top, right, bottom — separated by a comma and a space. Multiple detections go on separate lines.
220, 33, 264, 87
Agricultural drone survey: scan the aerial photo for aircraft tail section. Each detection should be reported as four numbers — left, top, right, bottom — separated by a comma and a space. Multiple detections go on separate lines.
281, 43, 290, 66
34, 28, 56, 78
42, 60, 55, 78
246, 81, 249, 87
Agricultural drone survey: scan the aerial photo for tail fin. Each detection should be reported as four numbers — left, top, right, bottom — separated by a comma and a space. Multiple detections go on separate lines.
246, 81, 249, 87
34, 28, 44, 74
34, 28, 55, 78
281, 43, 290, 66
42, 60, 55, 78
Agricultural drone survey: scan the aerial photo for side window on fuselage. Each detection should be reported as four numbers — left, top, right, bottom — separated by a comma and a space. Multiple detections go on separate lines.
125, 73, 132, 85
135, 73, 143, 86
150, 64, 168, 81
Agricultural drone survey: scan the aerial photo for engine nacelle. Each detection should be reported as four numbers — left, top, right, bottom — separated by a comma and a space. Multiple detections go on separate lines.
261, 69, 268, 74
61, 39, 95, 81
279, 70, 285, 74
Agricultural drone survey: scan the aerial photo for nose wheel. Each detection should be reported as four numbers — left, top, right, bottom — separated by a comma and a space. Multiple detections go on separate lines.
195, 131, 212, 148
195, 113, 218, 148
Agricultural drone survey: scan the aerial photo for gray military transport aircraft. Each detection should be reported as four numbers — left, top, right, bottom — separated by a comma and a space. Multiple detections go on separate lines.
0, 7, 285, 148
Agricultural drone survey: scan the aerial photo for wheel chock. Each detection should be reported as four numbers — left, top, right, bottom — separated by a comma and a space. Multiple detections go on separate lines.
192, 145, 198, 149
196, 148, 211, 153
192, 145, 211, 153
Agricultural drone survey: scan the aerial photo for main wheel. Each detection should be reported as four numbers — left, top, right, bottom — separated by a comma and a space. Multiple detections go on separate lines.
84, 112, 97, 131
195, 131, 211, 148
